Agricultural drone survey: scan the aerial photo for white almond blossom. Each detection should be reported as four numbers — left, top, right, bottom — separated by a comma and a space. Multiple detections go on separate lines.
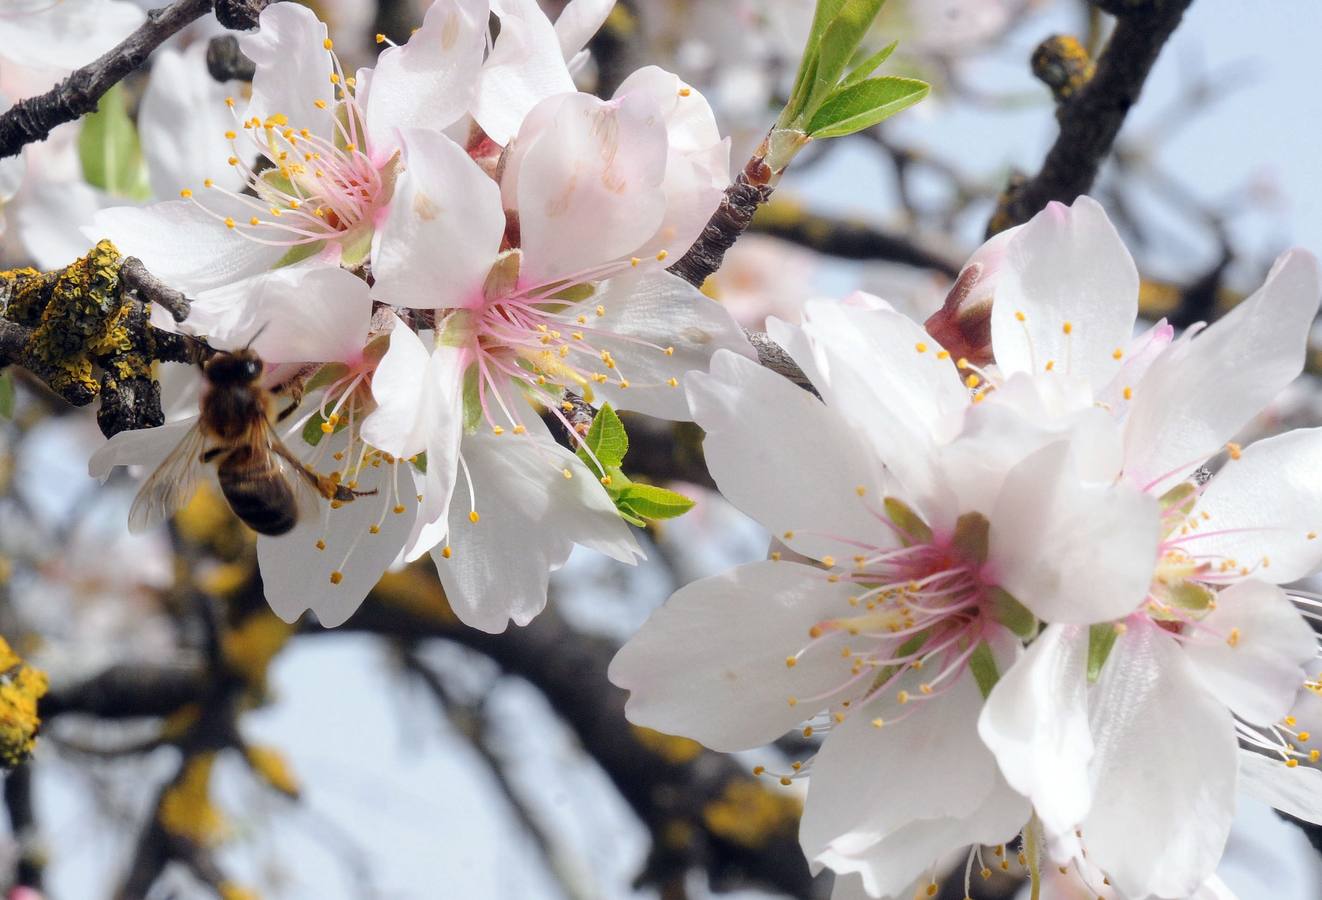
609, 293, 1159, 898
964, 197, 1322, 898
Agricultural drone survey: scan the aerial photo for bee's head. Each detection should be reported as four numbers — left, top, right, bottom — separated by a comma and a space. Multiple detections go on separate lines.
206, 349, 264, 384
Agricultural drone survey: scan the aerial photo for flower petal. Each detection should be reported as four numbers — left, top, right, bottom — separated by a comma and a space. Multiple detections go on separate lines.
553, 0, 614, 59
610, 560, 858, 752
472, 0, 575, 145
989, 196, 1137, 390
400, 346, 466, 562
991, 440, 1160, 624
370, 127, 504, 309
979, 623, 1093, 839
432, 431, 639, 632
363, 0, 487, 151
1190, 427, 1322, 584
1082, 622, 1238, 899
186, 265, 372, 364
1238, 749, 1322, 825
1181, 580, 1315, 726
0, 0, 143, 71
91, 198, 284, 293
88, 419, 198, 480
258, 443, 418, 627
1123, 249, 1321, 492
686, 349, 893, 563
513, 91, 669, 282
239, 3, 337, 139
580, 270, 752, 420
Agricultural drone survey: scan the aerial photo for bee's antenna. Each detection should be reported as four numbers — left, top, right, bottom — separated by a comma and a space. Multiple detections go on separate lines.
242, 321, 273, 352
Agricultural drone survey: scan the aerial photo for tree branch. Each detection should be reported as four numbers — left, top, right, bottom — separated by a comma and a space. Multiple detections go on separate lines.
986, 0, 1195, 235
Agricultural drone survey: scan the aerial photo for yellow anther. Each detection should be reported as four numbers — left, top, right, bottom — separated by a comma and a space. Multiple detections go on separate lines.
956, 357, 970, 369
783, 530, 795, 540
1045, 360, 1055, 371
224, 217, 236, 229
1287, 758, 1300, 768
618, 380, 630, 389
871, 718, 884, 728
224, 130, 236, 140
315, 539, 326, 551
227, 156, 238, 166
375, 33, 386, 43
1227, 442, 1243, 460
393, 504, 405, 514
821, 556, 836, 568
832, 711, 845, 723
964, 373, 980, 389
225, 96, 235, 107
1014, 310, 1026, 322
329, 73, 341, 85
330, 500, 343, 510
779, 776, 792, 786
1062, 321, 1073, 335
808, 625, 823, 639
1310, 532, 1318, 540
679, 86, 692, 97
512, 425, 526, 435
368, 525, 381, 535
1300, 731, 1312, 743
441, 546, 452, 559
561, 468, 573, 479
179, 189, 193, 198
667, 377, 679, 388
785, 656, 797, 669
346, 76, 357, 88
1113, 347, 1124, 360
919, 683, 933, 695
345, 143, 357, 152
469, 511, 480, 523
314, 99, 328, 109
897, 690, 910, 704
492, 425, 504, 435
769, 551, 782, 561
656, 250, 668, 261
203, 178, 214, 188
323, 38, 334, 50
752, 765, 766, 776
936, 350, 950, 360
329, 571, 343, 585
802, 725, 813, 737
926, 885, 937, 897
663, 346, 675, 356
980, 868, 992, 880
1287, 716, 1298, 727
249, 216, 260, 226
596, 305, 606, 317
1123, 387, 1133, 400
600, 475, 612, 486
915, 342, 928, 353
630, 257, 640, 267
787, 696, 798, 707
1227, 628, 1241, 648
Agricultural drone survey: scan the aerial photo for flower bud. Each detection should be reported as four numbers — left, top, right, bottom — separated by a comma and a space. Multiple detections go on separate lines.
924, 227, 1017, 365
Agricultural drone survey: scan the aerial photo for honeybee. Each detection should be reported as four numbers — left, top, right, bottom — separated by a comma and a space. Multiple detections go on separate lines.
129, 348, 365, 536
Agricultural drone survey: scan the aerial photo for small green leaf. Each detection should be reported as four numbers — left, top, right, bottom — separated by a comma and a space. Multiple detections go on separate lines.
78, 84, 150, 199
807, 76, 930, 139
988, 587, 1038, 639
808, 0, 888, 110
0, 372, 14, 419
274, 240, 326, 269
1087, 623, 1121, 683
969, 640, 1000, 699
616, 483, 696, 520
839, 40, 898, 90
301, 411, 348, 447
577, 403, 628, 471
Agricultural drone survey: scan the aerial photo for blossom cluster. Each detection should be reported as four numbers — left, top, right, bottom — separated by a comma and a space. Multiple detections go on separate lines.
610, 197, 1322, 898
89, 0, 752, 632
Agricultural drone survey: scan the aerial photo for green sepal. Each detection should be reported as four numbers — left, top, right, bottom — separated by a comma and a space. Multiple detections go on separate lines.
950, 511, 990, 565
1087, 623, 1121, 683
1166, 580, 1215, 612
338, 225, 374, 269
968, 640, 1000, 699
0, 371, 14, 419
576, 402, 628, 471
301, 410, 348, 447
883, 497, 932, 546
869, 630, 928, 693
411, 451, 427, 474
461, 366, 483, 434
274, 240, 326, 269
988, 587, 1038, 639
807, 76, 930, 138
548, 282, 597, 304
78, 83, 151, 200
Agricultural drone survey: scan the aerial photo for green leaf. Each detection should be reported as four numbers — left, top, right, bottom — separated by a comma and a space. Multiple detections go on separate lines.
807, 76, 930, 139
839, 40, 898, 90
576, 403, 628, 471
616, 483, 696, 520
1087, 623, 1121, 683
301, 411, 348, 447
78, 83, 150, 199
0, 372, 14, 419
808, 0, 888, 110
968, 640, 1000, 699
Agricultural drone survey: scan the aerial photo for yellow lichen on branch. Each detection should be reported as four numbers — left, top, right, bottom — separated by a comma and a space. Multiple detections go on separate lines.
0, 635, 47, 769
630, 725, 703, 765
701, 781, 801, 850
159, 752, 228, 846
245, 744, 300, 798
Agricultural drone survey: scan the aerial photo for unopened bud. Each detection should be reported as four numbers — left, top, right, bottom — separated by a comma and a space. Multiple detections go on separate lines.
924, 228, 1017, 365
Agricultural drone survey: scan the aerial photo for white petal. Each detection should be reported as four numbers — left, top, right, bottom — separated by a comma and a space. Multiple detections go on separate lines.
579, 270, 752, 420
1083, 622, 1238, 899
370, 127, 504, 309
1182, 580, 1316, 726
609, 560, 859, 752
1123, 249, 1321, 491
686, 349, 893, 563
801, 658, 1009, 860
361, 317, 438, 457
138, 44, 248, 200
553, 0, 614, 59
991, 440, 1160, 624
399, 346, 466, 562
978, 624, 1093, 839
1191, 427, 1322, 584
799, 299, 968, 506
364, 0, 487, 150
472, 0, 575, 145
432, 432, 639, 632
16, 179, 107, 270
1238, 749, 1322, 825
990, 196, 1137, 390
0, 0, 143, 71
514, 91, 668, 282
88, 419, 198, 480
91, 199, 284, 293
239, 3, 336, 139
186, 265, 372, 364
259, 448, 418, 627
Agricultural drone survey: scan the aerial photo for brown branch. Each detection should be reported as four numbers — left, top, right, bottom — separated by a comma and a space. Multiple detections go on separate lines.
0, 0, 214, 158
986, 0, 1196, 235
119, 257, 191, 323
667, 172, 774, 290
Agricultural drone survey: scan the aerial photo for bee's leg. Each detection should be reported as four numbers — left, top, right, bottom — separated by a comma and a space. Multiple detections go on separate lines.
200, 447, 225, 463
275, 402, 299, 423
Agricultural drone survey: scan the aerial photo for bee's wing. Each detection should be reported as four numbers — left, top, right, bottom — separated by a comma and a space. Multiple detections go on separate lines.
257, 418, 327, 522
127, 424, 209, 534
